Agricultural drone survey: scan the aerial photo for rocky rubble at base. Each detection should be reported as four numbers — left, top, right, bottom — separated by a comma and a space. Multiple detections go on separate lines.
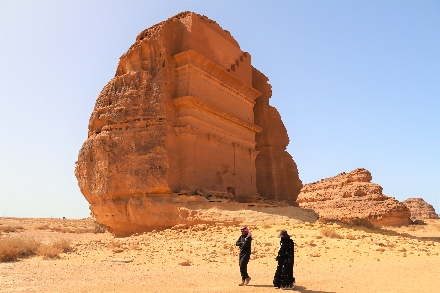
89, 197, 319, 236
297, 168, 411, 227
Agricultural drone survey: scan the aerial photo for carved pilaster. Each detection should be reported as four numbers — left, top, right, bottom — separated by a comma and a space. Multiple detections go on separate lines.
249, 149, 260, 160
233, 142, 243, 155
175, 125, 199, 140
208, 133, 220, 147
175, 125, 200, 188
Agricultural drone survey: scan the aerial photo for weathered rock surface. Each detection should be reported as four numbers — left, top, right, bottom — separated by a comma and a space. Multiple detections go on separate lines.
253, 68, 303, 204
75, 12, 301, 234
402, 198, 439, 220
297, 168, 411, 227
95, 197, 318, 236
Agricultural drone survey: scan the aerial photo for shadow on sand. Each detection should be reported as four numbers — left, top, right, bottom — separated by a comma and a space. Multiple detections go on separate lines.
247, 284, 335, 293
293, 285, 336, 293
348, 225, 440, 243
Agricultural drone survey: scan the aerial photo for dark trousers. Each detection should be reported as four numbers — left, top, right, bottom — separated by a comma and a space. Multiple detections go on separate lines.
239, 255, 250, 281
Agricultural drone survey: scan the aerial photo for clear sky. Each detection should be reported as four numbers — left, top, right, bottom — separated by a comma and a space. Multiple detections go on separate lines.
1, 0, 439, 218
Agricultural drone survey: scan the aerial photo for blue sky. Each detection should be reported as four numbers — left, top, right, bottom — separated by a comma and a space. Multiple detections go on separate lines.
1, 0, 439, 218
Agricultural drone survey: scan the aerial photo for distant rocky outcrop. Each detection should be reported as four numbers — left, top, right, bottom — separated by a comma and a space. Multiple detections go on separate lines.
297, 168, 411, 227
402, 198, 439, 220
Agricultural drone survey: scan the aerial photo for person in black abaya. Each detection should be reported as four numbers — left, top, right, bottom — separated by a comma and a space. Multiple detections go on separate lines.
273, 229, 295, 289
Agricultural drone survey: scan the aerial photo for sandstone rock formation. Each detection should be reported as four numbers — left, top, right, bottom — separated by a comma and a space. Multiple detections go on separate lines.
402, 198, 439, 220
75, 12, 302, 235
253, 68, 302, 205
297, 168, 411, 227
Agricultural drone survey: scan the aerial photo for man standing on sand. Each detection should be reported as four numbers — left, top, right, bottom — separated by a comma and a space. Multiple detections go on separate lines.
273, 229, 295, 290
236, 226, 252, 286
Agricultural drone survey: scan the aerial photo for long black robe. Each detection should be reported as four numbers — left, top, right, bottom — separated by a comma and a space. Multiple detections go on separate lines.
273, 236, 295, 288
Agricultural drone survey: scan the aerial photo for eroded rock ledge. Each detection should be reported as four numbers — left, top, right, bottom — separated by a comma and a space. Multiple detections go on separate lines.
297, 168, 411, 227
92, 194, 317, 236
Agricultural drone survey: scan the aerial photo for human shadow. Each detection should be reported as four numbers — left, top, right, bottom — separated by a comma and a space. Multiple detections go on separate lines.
246, 284, 335, 293
294, 285, 336, 293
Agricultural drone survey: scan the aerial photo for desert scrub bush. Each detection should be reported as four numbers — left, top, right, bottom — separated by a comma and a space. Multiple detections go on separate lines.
37, 239, 72, 259
39, 226, 93, 234
51, 239, 72, 253
69, 227, 98, 234
38, 244, 62, 259
408, 225, 425, 231
319, 227, 343, 239
0, 237, 41, 262
50, 226, 79, 233
56, 227, 79, 233
0, 225, 24, 233
49, 222, 104, 234
350, 218, 375, 229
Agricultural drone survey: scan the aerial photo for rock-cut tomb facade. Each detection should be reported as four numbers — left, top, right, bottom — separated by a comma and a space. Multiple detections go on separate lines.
75, 12, 302, 233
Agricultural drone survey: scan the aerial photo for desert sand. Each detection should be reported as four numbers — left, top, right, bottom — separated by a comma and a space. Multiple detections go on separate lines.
1, 210, 439, 293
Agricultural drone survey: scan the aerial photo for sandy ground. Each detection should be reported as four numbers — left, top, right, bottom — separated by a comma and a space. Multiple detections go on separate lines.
1, 214, 439, 293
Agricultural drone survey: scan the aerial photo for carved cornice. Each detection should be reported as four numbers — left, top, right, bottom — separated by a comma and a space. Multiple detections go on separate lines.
175, 125, 199, 140
175, 64, 255, 107
173, 50, 262, 101
176, 116, 256, 148
173, 96, 262, 134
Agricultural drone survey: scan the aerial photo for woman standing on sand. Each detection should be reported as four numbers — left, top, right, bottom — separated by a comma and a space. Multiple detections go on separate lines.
273, 229, 295, 290
236, 226, 252, 286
